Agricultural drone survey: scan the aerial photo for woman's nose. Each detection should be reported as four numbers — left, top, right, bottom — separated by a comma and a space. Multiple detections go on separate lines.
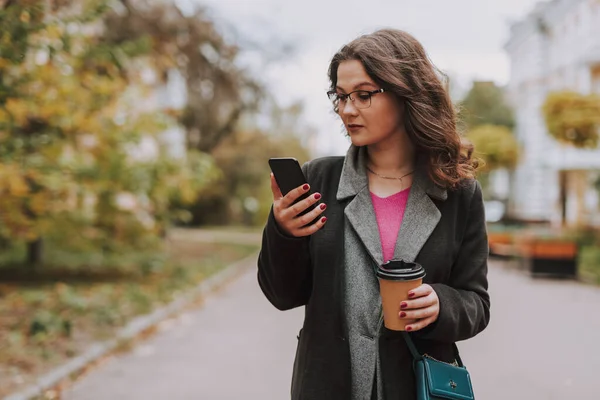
340, 99, 358, 116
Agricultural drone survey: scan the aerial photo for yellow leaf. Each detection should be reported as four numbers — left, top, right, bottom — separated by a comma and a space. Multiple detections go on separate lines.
20, 11, 31, 24
29, 192, 48, 215
8, 174, 30, 197
5, 98, 29, 125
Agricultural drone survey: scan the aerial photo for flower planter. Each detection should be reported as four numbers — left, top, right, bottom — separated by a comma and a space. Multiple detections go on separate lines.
488, 232, 514, 257
518, 239, 578, 278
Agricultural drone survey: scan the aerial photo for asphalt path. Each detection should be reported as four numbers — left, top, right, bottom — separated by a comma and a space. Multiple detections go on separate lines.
63, 259, 600, 399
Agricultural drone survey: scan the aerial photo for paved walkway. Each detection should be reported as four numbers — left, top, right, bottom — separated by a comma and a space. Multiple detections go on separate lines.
63, 259, 600, 399
461, 260, 600, 399
168, 228, 262, 247
63, 261, 303, 400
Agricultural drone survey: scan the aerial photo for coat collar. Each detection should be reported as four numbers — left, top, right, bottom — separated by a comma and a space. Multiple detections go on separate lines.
337, 145, 447, 266
336, 145, 447, 202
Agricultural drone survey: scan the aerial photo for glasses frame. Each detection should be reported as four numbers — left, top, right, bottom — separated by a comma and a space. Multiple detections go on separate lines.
326, 88, 385, 110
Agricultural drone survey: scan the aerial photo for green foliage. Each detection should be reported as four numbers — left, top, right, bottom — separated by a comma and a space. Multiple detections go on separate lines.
0, 1, 217, 263
0, 239, 258, 396
460, 81, 515, 130
29, 310, 72, 338
192, 128, 311, 226
542, 91, 600, 148
579, 245, 600, 285
460, 82, 519, 200
467, 125, 520, 172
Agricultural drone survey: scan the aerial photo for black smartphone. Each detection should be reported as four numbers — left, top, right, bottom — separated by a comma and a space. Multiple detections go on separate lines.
268, 157, 308, 197
268, 157, 317, 216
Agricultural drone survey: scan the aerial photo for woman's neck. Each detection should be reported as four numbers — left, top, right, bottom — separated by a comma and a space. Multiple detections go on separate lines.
366, 134, 416, 176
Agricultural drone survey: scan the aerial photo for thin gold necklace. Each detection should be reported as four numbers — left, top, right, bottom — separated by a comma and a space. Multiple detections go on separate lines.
366, 165, 414, 181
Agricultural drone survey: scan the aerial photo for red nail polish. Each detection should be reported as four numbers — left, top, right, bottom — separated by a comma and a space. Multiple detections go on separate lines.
400, 312, 406, 318
320, 204, 327, 210
406, 326, 412, 332
321, 217, 328, 223
408, 292, 415, 298
303, 184, 310, 191
314, 193, 321, 200
400, 303, 407, 309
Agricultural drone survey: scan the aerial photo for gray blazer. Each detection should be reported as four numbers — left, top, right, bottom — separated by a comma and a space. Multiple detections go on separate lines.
258, 146, 490, 400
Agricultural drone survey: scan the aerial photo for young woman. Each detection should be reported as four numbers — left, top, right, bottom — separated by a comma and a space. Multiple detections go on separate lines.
258, 28, 490, 400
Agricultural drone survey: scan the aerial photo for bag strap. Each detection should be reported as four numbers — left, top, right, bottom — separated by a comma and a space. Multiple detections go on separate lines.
401, 331, 423, 361
402, 332, 465, 367
453, 343, 465, 367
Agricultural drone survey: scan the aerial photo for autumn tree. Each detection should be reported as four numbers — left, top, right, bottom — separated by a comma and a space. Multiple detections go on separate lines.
467, 125, 519, 171
100, 0, 264, 153
95, 0, 315, 228
191, 100, 313, 226
460, 81, 515, 130
0, 1, 216, 267
193, 130, 309, 226
459, 81, 519, 202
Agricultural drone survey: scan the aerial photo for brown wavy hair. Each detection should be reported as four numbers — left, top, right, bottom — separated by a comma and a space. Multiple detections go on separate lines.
328, 28, 479, 190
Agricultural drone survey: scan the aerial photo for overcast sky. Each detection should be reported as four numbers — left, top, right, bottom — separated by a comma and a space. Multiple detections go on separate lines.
187, 0, 541, 156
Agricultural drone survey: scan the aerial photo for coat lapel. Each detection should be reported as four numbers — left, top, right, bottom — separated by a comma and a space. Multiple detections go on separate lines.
337, 145, 383, 266
393, 169, 445, 263
344, 190, 383, 266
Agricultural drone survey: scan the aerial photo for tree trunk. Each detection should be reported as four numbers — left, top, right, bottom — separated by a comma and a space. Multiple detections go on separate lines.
27, 238, 44, 268
559, 170, 568, 227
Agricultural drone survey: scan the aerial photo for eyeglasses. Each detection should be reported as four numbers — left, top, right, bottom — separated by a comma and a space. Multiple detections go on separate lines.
326, 88, 385, 110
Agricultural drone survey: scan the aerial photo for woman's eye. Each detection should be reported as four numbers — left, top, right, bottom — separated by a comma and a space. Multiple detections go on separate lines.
357, 93, 370, 101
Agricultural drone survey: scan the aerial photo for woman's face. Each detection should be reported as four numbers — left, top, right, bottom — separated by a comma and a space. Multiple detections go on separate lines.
335, 60, 405, 147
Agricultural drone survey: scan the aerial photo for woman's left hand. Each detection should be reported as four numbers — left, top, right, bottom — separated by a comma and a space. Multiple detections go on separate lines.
399, 284, 440, 332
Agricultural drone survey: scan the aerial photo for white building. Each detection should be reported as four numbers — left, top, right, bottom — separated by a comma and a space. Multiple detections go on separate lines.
504, 0, 600, 227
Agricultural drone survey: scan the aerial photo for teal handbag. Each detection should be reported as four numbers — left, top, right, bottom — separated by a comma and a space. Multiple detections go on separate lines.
402, 332, 475, 400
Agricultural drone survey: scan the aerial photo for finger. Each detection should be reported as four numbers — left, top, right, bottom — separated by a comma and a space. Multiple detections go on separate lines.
270, 173, 283, 200
399, 305, 438, 320
285, 193, 321, 220
294, 215, 328, 237
405, 315, 437, 332
285, 192, 320, 220
293, 201, 327, 228
400, 294, 436, 310
407, 283, 433, 299
280, 183, 311, 209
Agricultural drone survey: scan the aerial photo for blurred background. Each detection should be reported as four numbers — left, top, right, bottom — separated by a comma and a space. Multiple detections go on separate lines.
0, 0, 599, 399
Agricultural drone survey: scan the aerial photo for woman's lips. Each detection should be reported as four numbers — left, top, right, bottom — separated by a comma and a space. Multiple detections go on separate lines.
347, 124, 364, 132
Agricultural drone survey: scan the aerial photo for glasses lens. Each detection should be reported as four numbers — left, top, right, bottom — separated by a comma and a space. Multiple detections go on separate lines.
354, 91, 371, 109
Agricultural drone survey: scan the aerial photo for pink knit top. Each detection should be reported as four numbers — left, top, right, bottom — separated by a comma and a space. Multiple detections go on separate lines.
371, 188, 411, 262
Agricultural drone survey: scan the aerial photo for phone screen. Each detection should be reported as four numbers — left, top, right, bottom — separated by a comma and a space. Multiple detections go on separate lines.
268, 158, 317, 217
268, 157, 308, 196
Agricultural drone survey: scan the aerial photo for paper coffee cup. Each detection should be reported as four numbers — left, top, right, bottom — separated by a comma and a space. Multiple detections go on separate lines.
376, 260, 426, 331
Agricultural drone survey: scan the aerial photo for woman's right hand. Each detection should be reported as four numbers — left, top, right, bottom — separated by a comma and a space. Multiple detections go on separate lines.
270, 173, 328, 237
